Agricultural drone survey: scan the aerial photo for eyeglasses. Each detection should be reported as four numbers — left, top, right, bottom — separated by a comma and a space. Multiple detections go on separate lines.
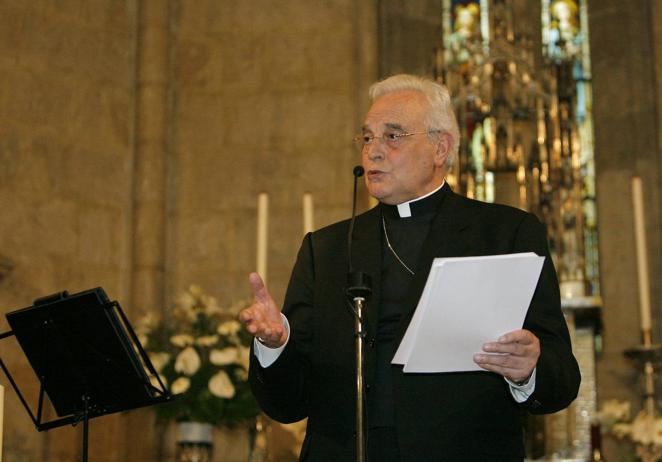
353, 130, 439, 151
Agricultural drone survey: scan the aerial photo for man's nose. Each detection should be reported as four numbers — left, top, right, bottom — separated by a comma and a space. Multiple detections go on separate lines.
364, 141, 385, 161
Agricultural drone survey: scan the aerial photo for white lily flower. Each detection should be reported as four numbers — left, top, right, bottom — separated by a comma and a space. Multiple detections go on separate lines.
202, 294, 220, 314
175, 346, 201, 376
171, 376, 191, 394
235, 368, 248, 381
237, 346, 250, 370
210, 347, 238, 366
631, 411, 655, 445
149, 373, 167, 389
612, 422, 632, 439
209, 370, 235, 399
598, 399, 631, 423
196, 335, 219, 346
218, 320, 242, 336
136, 313, 157, 332
149, 352, 171, 373
188, 284, 203, 297
176, 291, 196, 310
170, 334, 195, 347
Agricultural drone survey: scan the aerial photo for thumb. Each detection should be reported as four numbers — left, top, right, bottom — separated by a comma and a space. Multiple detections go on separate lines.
249, 272, 272, 305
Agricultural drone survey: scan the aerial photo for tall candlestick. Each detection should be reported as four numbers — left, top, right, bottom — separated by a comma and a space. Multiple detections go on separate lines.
303, 192, 314, 236
632, 176, 652, 341
256, 192, 269, 285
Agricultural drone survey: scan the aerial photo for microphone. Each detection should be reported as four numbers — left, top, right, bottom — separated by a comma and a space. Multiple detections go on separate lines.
346, 165, 371, 301
347, 166, 364, 274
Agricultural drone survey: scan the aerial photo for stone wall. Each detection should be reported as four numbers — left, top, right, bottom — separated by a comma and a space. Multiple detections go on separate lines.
165, 0, 377, 308
0, 0, 377, 460
0, 1, 137, 461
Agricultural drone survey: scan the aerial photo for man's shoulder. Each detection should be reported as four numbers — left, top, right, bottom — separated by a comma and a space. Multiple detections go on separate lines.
451, 192, 535, 224
308, 207, 378, 240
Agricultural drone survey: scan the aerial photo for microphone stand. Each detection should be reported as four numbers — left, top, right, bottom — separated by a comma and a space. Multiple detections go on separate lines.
345, 166, 372, 462
346, 272, 371, 462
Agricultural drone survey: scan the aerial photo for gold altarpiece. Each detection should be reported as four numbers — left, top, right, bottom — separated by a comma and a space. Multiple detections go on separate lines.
437, 0, 601, 459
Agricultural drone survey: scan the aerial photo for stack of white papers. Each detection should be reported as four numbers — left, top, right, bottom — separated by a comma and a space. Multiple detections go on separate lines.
392, 253, 544, 373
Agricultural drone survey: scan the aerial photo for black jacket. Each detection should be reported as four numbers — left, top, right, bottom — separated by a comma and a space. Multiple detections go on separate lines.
250, 185, 580, 461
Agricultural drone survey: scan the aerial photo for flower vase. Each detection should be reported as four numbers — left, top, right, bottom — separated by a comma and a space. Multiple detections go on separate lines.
176, 422, 213, 462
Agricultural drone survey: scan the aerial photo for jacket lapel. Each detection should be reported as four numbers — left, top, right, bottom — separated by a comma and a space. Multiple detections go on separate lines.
350, 206, 383, 341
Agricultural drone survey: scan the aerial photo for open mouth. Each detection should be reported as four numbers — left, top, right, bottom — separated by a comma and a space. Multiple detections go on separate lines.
367, 170, 385, 179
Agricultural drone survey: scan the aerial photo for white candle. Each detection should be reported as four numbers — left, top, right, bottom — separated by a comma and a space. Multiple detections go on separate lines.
632, 176, 652, 333
256, 192, 269, 285
303, 192, 314, 235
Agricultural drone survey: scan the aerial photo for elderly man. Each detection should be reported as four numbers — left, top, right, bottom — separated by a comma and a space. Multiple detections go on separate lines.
239, 74, 580, 461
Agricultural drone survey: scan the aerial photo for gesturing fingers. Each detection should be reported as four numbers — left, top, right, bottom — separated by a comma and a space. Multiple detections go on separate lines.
239, 273, 288, 348
249, 272, 273, 305
248, 317, 286, 348
259, 323, 286, 345
238, 306, 255, 323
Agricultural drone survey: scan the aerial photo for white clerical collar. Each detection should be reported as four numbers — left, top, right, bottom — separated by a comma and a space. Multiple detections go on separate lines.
396, 181, 446, 218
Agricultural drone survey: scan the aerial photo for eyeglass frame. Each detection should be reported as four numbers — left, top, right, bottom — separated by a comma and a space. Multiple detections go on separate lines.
353, 129, 441, 151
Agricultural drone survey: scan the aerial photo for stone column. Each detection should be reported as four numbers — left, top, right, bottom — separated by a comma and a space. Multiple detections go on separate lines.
123, 0, 172, 460
353, 0, 380, 209
131, 0, 169, 316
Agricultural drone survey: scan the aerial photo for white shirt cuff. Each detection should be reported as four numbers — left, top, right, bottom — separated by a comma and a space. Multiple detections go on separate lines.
253, 313, 290, 368
506, 367, 537, 403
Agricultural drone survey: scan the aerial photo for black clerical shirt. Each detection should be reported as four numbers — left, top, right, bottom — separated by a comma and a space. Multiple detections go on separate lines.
368, 185, 448, 429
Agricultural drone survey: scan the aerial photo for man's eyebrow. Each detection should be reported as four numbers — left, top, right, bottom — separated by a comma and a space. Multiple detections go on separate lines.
362, 122, 405, 132
385, 123, 405, 131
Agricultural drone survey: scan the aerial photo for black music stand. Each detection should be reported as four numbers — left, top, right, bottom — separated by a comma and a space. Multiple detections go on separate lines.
0, 287, 173, 462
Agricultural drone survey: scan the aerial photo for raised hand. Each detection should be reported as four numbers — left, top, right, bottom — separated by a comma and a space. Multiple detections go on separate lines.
238, 272, 288, 348
473, 329, 540, 384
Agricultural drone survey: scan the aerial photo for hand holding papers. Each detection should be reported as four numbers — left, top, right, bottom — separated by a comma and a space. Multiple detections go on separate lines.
392, 253, 544, 373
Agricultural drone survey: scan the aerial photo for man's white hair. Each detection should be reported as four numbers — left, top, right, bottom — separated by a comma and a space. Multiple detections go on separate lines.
368, 74, 460, 169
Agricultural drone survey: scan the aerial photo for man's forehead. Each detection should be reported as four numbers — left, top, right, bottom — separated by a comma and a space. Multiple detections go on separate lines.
362, 122, 404, 132
363, 90, 426, 130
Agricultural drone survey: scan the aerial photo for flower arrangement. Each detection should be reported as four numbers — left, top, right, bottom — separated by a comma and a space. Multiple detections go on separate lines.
138, 285, 260, 426
598, 399, 662, 462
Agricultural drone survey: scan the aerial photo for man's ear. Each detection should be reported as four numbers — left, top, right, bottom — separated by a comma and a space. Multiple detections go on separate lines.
434, 132, 453, 167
